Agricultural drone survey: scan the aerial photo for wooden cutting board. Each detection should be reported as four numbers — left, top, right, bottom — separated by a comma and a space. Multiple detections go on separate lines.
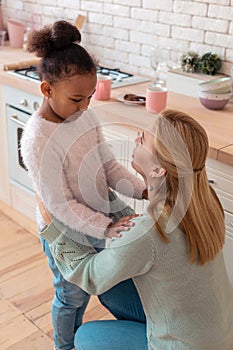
75, 15, 86, 30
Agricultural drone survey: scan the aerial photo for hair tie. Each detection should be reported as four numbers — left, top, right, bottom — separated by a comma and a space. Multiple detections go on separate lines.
193, 167, 204, 175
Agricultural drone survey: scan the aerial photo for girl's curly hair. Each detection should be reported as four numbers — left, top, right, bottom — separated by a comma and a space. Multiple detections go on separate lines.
27, 20, 96, 82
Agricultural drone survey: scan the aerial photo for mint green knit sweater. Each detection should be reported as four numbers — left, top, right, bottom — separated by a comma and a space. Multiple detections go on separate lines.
41, 214, 233, 350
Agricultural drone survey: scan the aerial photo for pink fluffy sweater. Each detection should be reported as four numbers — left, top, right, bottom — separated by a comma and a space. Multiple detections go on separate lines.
21, 109, 145, 238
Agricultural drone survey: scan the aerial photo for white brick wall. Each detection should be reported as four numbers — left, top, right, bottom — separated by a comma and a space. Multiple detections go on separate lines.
192, 16, 228, 33
173, 1, 208, 15
1, 0, 233, 77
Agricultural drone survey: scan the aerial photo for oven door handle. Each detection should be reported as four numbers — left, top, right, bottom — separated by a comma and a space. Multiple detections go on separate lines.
10, 115, 26, 128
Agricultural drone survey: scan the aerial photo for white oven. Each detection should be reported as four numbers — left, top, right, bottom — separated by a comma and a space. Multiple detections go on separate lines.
5, 86, 42, 192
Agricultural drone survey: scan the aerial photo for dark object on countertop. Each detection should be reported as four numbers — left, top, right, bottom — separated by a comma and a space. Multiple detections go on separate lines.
124, 94, 146, 102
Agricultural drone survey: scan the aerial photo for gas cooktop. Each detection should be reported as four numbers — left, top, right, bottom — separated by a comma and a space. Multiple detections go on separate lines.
8, 65, 149, 89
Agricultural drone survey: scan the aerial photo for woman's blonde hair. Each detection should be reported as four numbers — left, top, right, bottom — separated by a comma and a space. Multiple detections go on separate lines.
148, 109, 225, 265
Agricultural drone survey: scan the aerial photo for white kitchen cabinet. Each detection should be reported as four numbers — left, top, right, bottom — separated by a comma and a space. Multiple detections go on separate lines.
0, 85, 11, 204
10, 182, 37, 221
206, 158, 233, 285
103, 124, 147, 214
223, 235, 233, 286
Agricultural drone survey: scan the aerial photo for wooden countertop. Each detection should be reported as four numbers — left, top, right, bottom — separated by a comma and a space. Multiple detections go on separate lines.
0, 43, 40, 70
0, 45, 233, 166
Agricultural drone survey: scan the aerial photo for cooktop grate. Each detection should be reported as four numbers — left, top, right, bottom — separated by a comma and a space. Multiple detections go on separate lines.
10, 65, 149, 88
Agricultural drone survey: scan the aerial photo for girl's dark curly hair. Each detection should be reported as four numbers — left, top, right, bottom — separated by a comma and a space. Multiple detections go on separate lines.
27, 20, 96, 82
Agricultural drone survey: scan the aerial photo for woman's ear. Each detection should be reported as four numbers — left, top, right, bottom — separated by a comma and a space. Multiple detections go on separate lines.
40, 81, 52, 98
149, 165, 166, 179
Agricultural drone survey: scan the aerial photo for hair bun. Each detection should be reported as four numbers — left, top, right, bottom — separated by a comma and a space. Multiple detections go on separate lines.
50, 20, 81, 49
27, 20, 81, 57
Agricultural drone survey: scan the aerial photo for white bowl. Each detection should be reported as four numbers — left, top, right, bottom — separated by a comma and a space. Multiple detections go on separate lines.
203, 87, 231, 94
199, 91, 231, 100
199, 77, 231, 93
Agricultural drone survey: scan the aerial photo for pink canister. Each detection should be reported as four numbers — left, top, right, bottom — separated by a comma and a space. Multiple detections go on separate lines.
7, 20, 25, 48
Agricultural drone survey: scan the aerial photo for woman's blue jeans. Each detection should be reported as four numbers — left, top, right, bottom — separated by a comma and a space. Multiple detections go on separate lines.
40, 236, 146, 350
76, 282, 147, 350
75, 320, 147, 350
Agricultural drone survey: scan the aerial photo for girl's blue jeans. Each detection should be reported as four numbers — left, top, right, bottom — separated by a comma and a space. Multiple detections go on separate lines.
40, 236, 146, 350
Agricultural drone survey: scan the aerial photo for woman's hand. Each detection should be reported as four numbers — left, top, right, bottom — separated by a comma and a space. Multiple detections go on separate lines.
104, 214, 141, 238
36, 192, 141, 238
36, 192, 52, 225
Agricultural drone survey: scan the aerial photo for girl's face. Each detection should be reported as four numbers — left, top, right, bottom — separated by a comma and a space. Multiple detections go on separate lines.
42, 72, 97, 121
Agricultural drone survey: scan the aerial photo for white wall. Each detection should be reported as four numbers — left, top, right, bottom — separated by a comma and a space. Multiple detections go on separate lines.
1, 0, 233, 77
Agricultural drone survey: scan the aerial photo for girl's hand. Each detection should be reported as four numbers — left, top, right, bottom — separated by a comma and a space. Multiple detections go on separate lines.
36, 192, 52, 225
104, 214, 141, 238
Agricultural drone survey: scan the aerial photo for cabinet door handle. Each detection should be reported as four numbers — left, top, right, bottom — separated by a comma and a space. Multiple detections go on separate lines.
208, 179, 215, 184
10, 115, 26, 128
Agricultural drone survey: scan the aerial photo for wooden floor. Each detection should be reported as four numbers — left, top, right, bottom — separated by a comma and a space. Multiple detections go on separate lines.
0, 210, 113, 350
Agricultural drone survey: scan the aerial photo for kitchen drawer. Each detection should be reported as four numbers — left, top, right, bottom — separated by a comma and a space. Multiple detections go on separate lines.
212, 188, 233, 214
223, 235, 233, 286
206, 158, 233, 213
225, 211, 233, 237
207, 171, 233, 197
206, 158, 233, 190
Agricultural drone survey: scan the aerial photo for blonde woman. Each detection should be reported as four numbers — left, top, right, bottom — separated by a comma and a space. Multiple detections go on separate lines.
40, 109, 233, 350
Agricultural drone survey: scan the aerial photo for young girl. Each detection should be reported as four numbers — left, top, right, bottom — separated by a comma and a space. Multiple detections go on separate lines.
21, 20, 146, 350
39, 109, 233, 350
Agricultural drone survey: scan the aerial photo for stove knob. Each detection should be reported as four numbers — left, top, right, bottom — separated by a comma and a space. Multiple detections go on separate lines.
33, 101, 40, 111
101, 69, 109, 75
116, 76, 122, 82
20, 99, 28, 107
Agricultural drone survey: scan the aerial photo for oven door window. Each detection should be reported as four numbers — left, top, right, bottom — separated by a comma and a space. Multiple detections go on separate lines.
6, 105, 34, 192
17, 128, 27, 171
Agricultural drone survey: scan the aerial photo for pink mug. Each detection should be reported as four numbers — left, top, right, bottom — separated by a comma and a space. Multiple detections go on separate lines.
93, 75, 112, 100
146, 85, 167, 113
